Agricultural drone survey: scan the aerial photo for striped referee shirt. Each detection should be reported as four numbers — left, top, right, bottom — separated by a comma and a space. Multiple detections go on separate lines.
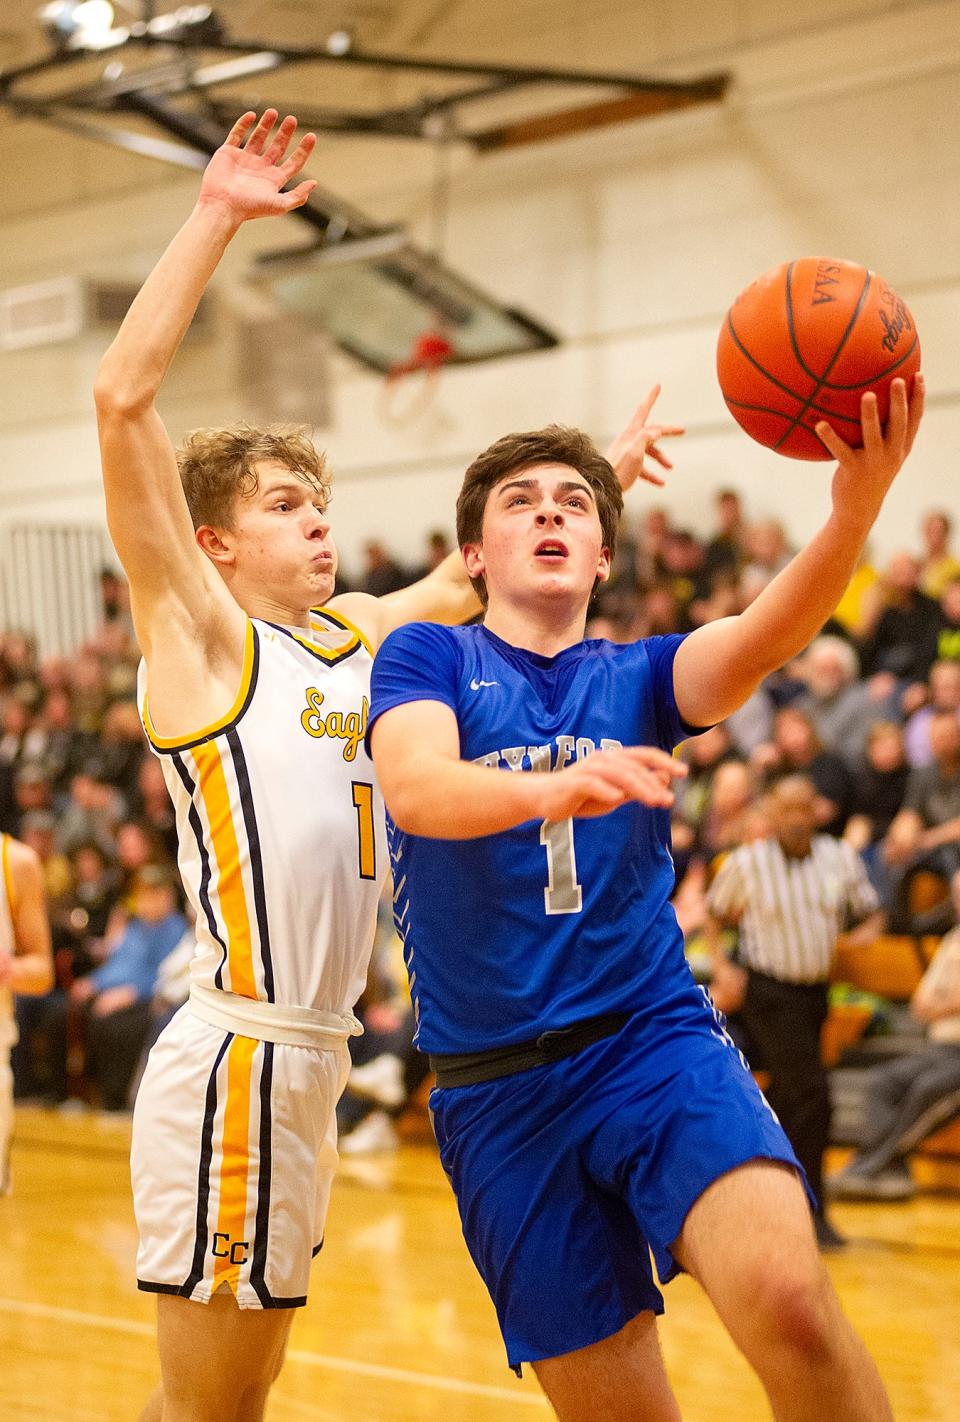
706, 836, 879, 984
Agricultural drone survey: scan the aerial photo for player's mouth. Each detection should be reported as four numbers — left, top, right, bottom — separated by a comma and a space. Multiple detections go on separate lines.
312, 550, 334, 566
534, 538, 569, 560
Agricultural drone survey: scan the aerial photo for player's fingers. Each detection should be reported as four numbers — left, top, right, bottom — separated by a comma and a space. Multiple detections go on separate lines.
563, 774, 626, 815
636, 383, 661, 424
623, 746, 687, 779
281, 179, 318, 210
280, 132, 317, 179
579, 764, 657, 810
639, 468, 667, 487
264, 114, 298, 166
589, 756, 673, 804
630, 770, 677, 807
859, 391, 883, 459
884, 377, 908, 455
225, 111, 257, 147
814, 418, 851, 463
647, 444, 673, 469
244, 108, 278, 154
904, 371, 925, 455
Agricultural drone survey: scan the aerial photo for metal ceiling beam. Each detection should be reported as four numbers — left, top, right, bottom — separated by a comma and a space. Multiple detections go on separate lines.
0, 8, 731, 176
0, 8, 730, 110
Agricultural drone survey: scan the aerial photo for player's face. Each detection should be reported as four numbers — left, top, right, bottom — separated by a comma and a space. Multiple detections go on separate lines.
465, 464, 610, 611
227, 460, 338, 607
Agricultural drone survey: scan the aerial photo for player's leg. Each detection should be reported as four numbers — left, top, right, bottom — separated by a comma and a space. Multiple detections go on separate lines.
131, 1018, 341, 1419
673, 1161, 892, 1422
429, 1061, 668, 1405
532, 1311, 681, 1422
139, 1291, 293, 1422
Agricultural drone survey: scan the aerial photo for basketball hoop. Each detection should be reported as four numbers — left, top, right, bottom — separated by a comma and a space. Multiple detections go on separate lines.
380, 325, 455, 425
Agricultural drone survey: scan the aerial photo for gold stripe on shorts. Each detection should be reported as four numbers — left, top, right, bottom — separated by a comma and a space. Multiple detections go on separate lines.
212, 1034, 259, 1296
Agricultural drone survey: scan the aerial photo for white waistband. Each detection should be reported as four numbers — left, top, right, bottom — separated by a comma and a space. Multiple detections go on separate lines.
188, 984, 363, 1049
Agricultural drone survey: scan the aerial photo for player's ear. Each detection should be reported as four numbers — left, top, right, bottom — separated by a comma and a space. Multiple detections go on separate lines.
462, 541, 484, 580
196, 524, 236, 567
595, 547, 611, 584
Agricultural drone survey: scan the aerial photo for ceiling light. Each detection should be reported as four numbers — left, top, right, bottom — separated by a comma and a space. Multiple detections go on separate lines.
325, 29, 352, 57
38, 2, 115, 47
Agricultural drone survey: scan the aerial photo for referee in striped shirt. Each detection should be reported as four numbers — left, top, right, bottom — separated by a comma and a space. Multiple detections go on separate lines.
706, 775, 882, 1247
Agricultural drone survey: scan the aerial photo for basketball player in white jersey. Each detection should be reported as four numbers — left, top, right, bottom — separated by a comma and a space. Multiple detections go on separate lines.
0, 832, 54, 1196
91, 109, 490, 1422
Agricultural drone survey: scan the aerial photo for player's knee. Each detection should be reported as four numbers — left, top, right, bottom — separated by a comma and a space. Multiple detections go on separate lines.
745, 1262, 837, 1364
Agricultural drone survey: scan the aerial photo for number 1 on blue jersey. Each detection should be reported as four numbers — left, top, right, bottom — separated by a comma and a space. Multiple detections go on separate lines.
540, 818, 583, 915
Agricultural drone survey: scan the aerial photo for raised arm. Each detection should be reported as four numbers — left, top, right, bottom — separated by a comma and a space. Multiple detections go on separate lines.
0, 840, 53, 996
371, 700, 685, 839
330, 551, 482, 652
93, 111, 317, 669
673, 377, 925, 726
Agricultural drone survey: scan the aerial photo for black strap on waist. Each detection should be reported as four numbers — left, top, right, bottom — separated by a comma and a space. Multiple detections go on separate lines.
429, 1010, 631, 1088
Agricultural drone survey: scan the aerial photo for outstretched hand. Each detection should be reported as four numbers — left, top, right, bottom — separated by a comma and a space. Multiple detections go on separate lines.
540, 745, 687, 821
198, 110, 318, 223
606, 384, 685, 492
817, 375, 925, 526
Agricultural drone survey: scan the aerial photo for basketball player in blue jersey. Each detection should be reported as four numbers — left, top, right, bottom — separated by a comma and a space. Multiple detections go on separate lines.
369, 380, 924, 1420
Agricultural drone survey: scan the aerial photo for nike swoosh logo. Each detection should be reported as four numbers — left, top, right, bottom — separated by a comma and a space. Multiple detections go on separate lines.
469, 678, 498, 691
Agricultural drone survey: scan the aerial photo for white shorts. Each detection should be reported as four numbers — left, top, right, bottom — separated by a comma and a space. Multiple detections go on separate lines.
131, 999, 352, 1309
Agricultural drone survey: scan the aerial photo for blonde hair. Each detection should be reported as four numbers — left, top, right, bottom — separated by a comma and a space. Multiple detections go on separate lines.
176, 423, 331, 531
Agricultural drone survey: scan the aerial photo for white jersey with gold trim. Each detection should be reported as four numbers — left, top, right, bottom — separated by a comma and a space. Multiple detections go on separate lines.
0, 834, 16, 1049
138, 607, 388, 1016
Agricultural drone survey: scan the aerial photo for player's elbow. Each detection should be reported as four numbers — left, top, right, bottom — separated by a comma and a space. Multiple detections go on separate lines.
375, 757, 437, 836
380, 782, 429, 835
94, 361, 157, 419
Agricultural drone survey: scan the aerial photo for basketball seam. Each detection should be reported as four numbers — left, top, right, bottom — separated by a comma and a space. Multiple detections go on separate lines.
781, 268, 919, 390
774, 265, 872, 450
809, 333, 919, 391
722, 316, 863, 429
723, 396, 860, 430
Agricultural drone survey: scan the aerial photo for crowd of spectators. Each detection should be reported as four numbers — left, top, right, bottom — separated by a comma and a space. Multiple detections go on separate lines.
4, 500, 960, 1142
580, 492, 960, 943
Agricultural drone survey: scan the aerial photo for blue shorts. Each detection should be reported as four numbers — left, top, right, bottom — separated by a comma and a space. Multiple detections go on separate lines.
430, 987, 804, 1369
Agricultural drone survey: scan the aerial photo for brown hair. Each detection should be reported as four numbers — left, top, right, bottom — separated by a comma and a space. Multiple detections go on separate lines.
176, 423, 331, 531
455, 426, 622, 604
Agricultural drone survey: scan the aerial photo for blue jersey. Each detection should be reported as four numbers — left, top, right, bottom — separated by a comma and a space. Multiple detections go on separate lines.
369, 622, 702, 1055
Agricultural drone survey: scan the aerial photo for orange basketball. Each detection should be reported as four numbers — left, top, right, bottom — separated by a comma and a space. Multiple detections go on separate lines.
716, 257, 921, 460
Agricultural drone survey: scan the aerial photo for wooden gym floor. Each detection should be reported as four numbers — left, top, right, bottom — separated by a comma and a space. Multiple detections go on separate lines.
2, 1106, 958, 1421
